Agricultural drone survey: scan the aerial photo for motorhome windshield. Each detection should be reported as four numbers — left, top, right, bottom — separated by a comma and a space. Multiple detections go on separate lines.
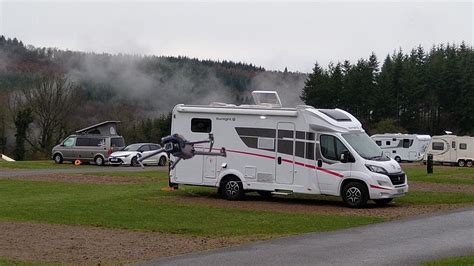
342, 132, 388, 161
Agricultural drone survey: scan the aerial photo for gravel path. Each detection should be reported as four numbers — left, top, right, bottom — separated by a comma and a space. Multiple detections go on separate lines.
0, 221, 240, 264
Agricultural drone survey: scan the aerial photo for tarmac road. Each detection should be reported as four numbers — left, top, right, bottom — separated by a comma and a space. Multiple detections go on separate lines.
143, 207, 474, 266
0, 166, 165, 177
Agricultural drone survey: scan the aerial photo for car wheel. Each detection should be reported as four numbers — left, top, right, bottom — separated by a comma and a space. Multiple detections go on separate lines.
395, 156, 401, 163
342, 182, 369, 208
221, 176, 244, 200
373, 198, 393, 206
53, 153, 63, 164
158, 156, 167, 166
458, 160, 465, 167
94, 155, 104, 166
131, 156, 140, 167
466, 160, 473, 167
257, 191, 273, 198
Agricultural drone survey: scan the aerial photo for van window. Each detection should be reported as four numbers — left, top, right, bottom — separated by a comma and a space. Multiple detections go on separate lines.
375, 140, 382, 146
111, 137, 125, 147
320, 135, 348, 161
403, 139, 410, 148
89, 138, 105, 147
191, 118, 212, 133
432, 142, 444, 150
76, 137, 89, 146
63, 137, 75, 147
460, 143, 467, 150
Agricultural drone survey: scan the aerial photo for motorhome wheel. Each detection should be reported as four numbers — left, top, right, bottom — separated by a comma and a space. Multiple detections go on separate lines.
342, 182, 368, 208
221, 176, 244, 200
466, 160, 473, 167
458, 160, 465, 167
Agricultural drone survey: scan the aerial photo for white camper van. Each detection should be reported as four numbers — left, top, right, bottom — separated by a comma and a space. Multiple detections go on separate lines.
371, 134, 431, 162
169, 91, 408, 207
425, 135, 474, 167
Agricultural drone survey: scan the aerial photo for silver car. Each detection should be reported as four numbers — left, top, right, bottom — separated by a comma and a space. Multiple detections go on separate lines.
52, 135, 126, 166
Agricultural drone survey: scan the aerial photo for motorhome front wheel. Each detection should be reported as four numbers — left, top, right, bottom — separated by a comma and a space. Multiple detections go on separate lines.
342, 182, 369, 208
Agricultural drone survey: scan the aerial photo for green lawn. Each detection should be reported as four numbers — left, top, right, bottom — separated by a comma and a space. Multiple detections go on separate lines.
0, 257, 60, 266
0, 160, 92, 170
0, 179, 383, 238
404, 166, 474, 185
87, 170, 166, 179
423, 254, 474, 265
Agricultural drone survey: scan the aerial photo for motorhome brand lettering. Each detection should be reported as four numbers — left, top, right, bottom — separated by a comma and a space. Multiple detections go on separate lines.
216, 117, 235, 121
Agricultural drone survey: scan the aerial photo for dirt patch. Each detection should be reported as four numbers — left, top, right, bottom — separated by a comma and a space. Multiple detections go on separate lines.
0, 173, 155, 185
0, 221, 241, 264
410, 182, 474, 194
166, 193, 468, 219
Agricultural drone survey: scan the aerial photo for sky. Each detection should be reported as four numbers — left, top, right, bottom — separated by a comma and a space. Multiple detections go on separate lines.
0, 1, 472, 72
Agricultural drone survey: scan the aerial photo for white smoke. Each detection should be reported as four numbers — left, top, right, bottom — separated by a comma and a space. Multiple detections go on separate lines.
250, 71, 307, 107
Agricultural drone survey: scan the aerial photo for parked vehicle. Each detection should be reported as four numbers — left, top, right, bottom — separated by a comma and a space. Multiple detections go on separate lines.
52, 121, 125, 166
371, 134, 431, 162
168, 91, 408, 208
424, 135, 474, 167
109, 143, 168, 166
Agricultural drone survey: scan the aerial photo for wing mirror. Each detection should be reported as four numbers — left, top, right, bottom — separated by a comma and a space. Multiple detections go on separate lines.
340, 151, 354, 163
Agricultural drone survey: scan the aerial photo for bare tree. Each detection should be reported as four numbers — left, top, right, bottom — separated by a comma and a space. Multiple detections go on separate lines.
10, 75, 81, 156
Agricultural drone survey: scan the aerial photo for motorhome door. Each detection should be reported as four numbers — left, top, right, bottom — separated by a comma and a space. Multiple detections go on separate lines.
275, 122, 295, 184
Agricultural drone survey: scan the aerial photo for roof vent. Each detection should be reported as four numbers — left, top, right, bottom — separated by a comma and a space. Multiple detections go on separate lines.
251, 91, 282, 108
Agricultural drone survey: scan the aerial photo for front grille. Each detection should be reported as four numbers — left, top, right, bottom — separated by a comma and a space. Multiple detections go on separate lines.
388, 172, 406, 185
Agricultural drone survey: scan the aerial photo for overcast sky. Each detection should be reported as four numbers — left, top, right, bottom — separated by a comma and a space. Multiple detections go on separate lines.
0, 1, 472, 72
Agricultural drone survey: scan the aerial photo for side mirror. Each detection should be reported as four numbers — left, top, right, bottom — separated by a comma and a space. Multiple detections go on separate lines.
340, 151, 353, 163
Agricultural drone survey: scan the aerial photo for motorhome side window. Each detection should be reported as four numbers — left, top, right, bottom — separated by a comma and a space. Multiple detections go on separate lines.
191, 118, 212, 133
403, 139, 410, 148
375, 140, 382, 146
460, 143, 467, 150
320, 135, 348, 161
386, 141, 391, 145
432, 142, 444, 150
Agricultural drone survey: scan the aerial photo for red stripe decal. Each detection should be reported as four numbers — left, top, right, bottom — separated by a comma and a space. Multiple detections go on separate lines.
200, 147, 343, 179
370, 184, 392, 191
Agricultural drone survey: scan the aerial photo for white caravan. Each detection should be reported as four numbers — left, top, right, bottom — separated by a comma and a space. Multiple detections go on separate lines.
371, 134, 431, 162
169, 91, 408, 207
424, 135, 474, 167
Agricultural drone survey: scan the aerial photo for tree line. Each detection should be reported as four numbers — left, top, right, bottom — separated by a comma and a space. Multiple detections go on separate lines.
301, 43, 473, 135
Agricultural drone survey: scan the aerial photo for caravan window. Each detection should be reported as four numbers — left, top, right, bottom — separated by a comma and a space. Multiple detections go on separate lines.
191, 118, 212, 133
386, 141, 391, 146
460, 143, 467, 150
375, 141, 382, 146
403, 139, 410, 148
432, 142, 444, 151
452, 141, 456, 149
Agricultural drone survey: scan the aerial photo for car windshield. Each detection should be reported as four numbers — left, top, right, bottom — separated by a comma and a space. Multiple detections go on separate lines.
342, 132, 387, 160
122, 144, 142, 151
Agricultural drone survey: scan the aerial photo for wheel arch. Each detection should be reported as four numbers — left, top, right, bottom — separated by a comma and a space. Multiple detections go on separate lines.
339, 178, 370, 198
217, 169, 245, 188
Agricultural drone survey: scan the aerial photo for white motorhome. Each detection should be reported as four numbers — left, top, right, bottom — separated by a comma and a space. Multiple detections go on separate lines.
169, 91, 408, 207
371, 134, 431, 162
425, 135, 474, 167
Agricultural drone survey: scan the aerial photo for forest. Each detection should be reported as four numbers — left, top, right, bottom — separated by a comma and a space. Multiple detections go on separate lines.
0, 36, 472, 160
302, 43, 473, 135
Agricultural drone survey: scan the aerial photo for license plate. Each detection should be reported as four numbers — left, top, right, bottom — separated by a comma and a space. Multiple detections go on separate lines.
110, 158, 118, 162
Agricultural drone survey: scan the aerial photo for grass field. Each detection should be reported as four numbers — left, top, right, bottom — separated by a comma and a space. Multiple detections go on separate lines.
423, 254, 474, 265
403, 165, 474, 185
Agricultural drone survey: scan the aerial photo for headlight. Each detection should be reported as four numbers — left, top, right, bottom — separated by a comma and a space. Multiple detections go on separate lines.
377, 180, 391, 186
365, 164, 388, 174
